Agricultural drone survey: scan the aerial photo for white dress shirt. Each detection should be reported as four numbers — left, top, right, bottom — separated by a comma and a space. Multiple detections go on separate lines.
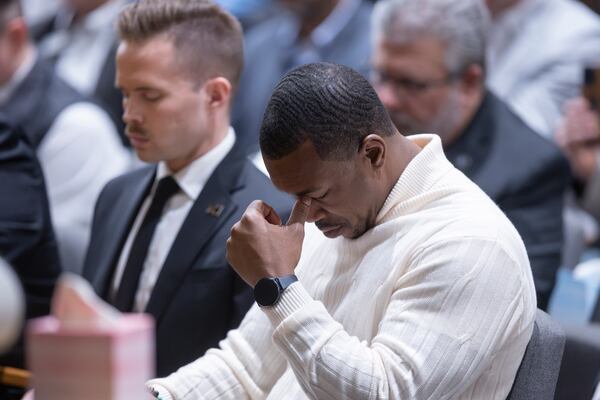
110, 128, 236, 312
486, 0, 600, 138
0, 51, 132, 273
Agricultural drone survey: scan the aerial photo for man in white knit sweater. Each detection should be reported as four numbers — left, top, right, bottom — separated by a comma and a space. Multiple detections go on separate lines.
148, 63, 537, 399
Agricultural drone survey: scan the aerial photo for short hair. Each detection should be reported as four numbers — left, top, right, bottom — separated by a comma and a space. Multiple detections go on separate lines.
260, 63, 397, 161
372, 0, 490, 76
117, 0, 243, 89
0, 0, 21, 31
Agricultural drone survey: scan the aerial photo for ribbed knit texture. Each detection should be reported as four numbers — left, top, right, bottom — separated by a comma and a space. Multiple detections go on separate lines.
148, 134, 537, 400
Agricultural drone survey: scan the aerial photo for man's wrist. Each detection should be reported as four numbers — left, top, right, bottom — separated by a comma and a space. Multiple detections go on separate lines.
262, 281, 312, 326
254, 274, 298, 307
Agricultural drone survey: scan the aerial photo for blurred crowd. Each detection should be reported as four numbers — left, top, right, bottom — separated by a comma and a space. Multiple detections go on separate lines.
0, 0, 600, 399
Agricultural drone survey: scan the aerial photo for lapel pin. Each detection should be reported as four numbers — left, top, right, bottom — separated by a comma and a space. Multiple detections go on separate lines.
205, 203, 225, 218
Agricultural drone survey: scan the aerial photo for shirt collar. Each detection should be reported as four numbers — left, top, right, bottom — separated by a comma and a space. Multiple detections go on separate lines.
376, 134, 454, 224
0, 49, 37, 106
155, 127, 236, 201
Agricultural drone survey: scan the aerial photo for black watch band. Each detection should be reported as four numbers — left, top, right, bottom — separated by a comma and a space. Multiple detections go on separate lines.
254, 275, 298, 307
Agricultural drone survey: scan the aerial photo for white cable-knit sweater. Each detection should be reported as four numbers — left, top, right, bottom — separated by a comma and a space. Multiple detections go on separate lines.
149, 134, 537, 400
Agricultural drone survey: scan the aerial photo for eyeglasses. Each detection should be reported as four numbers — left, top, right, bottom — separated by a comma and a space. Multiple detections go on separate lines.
370, 70, 457, 96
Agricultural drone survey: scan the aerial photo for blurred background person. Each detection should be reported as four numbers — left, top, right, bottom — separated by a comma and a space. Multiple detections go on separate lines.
371, 0, 570, 310
556, 97, 600, 257
20, 0, 58, 25
232, 0, 373, 154
216, 0, 274, 30
31, 0, 131, 145
0, 115, 61, 400
554, 96, 600, 322
0, 0, 131, 274
485, 0, 600, 138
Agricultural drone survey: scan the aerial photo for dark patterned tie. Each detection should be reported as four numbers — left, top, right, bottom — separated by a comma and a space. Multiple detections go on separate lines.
114, 176, 180, 312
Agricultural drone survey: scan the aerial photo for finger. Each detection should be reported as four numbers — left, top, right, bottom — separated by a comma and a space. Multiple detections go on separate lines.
286, 197, 311, 226
247, 200, 282, 225
262, 202, 282, 225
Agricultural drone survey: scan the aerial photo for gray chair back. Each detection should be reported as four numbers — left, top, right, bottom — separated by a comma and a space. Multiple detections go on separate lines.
507, 309, 565, 400
554, 323, 600, 400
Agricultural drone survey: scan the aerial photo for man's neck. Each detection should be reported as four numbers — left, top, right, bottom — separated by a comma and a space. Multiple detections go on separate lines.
166, 118, 231, 173
386, 134, 421, 195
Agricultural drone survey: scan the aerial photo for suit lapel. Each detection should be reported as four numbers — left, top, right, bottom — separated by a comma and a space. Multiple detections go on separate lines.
90, 167, 155, 297
144, 146, 247, 323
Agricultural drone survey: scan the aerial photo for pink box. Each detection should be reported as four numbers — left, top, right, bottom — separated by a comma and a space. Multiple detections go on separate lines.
27, 314, 155, 400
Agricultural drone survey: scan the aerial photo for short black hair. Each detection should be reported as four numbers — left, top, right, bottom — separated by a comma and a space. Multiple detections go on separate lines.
260, 62, 397, 161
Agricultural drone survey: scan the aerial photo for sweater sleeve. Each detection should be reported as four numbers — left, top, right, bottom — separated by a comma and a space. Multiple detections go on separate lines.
149, 235, 535, 400
147, 303, 287, 399
263, 236, 535, 400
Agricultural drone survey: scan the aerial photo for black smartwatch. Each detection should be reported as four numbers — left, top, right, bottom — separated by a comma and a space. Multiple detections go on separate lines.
254, 275, 298, 307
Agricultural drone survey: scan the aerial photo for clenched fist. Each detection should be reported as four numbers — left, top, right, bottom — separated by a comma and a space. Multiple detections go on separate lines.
226, 198, 311, 287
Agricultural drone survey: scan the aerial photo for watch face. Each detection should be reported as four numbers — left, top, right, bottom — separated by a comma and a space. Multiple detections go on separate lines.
254, 278, 280, 307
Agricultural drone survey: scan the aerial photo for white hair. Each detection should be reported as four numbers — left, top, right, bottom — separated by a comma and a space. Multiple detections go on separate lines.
372, 0, 491, 75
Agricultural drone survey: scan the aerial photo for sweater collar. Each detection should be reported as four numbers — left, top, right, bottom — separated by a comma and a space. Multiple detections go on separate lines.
376, 134, 454, 225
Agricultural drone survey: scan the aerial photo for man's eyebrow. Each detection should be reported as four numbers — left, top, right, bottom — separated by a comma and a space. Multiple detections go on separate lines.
294, 187, 320, 198
133, 86, 160, 92
115, 85, 161, 92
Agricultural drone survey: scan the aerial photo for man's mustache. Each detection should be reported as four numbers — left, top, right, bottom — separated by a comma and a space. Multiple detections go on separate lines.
126, 125, 148, 137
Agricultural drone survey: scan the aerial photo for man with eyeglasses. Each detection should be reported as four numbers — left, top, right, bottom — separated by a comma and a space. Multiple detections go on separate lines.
371, 0, 570, 310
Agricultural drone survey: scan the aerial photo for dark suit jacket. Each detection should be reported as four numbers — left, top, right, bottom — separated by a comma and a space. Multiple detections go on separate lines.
0, 58, 85, 149
0, 115, 62, 368
83, 145, 292, 377
445, 91, 570, 310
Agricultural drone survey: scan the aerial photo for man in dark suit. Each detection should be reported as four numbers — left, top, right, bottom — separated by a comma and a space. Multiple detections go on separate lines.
82, 0, 291, 377
0, 115, 61, 399
371, 0, 570, 310
0, 0, 130, 274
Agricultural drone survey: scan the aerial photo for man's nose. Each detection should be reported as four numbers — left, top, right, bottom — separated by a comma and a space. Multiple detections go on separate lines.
122, 100, 142, 125
376, 82, 406, 111
306, 203, 327, 223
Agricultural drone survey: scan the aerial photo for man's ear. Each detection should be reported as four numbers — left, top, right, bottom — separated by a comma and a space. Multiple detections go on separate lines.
359, 134, 386, 170
203, 77, 232, 108
457, 64, 483, 94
